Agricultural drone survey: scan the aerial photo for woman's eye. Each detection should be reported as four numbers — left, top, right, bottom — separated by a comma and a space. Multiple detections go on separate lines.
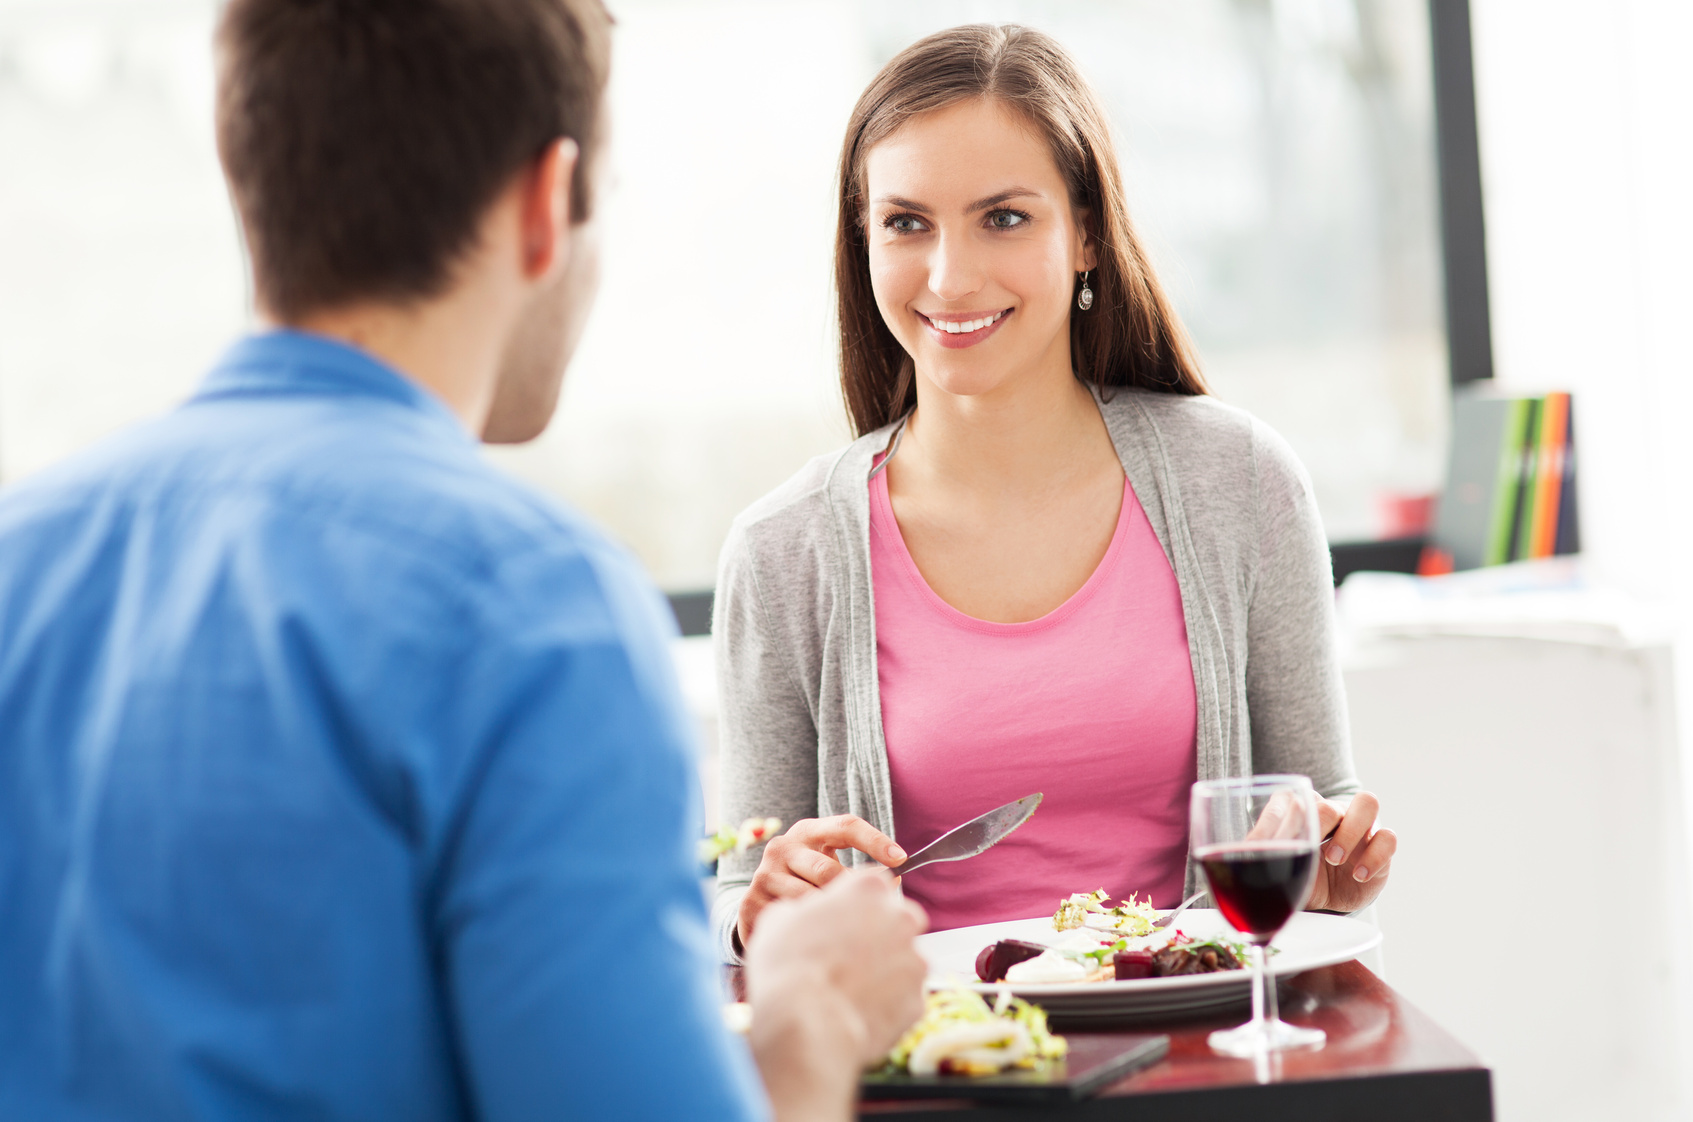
988, 210, 1029, 229
885, 214, 926, 233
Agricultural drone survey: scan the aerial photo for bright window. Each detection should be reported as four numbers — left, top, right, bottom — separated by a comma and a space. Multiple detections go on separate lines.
0, 0, 1447, 589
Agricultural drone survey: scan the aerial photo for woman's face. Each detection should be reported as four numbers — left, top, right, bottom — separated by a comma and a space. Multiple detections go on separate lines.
864, 97, 1094, 401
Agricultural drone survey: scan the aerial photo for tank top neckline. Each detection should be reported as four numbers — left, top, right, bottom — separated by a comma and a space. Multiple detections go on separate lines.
869, 466, 1135, 637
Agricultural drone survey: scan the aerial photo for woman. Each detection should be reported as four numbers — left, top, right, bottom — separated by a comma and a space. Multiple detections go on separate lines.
712, 24, 1396, 957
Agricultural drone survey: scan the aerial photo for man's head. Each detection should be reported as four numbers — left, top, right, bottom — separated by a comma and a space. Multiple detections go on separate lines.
215, 0, 611, 442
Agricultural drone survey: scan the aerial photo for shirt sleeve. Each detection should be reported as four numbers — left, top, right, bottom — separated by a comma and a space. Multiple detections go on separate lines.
709, 517, 823, 964
1243, 418, 1362, 802
433, 544, 767, 1122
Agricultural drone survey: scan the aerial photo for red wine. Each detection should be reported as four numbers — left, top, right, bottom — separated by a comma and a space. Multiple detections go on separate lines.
1197, 841, 1318, 938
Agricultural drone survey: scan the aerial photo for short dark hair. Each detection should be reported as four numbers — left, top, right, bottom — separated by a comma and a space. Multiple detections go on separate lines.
216, 0, 612, 320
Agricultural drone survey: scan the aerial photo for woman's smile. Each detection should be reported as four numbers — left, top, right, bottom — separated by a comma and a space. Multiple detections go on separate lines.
918, 307, 1012, 348
863, 97, 1089, 398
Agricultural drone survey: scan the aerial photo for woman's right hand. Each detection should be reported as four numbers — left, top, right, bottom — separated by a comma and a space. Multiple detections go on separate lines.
736, 815, 908, 949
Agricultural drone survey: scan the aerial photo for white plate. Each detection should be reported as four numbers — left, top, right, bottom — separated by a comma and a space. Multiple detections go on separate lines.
917, 909, 1381, 1025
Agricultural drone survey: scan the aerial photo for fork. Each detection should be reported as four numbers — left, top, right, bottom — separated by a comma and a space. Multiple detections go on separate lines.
1152, 890, 1206, 929
1084, 890, 1206, 935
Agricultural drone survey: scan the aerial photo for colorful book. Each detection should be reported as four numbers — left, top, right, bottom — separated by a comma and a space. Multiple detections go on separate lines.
1436, 391, 1579, 571
1482, 397, 1533, 567
1528, 392, 1570, 559
1554, 404, 1581, 556
1509, 397, 1544, 563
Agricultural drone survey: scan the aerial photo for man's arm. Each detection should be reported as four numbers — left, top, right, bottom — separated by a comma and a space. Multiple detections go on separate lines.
435, 550, 765, 1121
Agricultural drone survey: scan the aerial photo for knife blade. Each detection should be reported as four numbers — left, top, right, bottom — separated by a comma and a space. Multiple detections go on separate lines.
894, 793, 1043, 876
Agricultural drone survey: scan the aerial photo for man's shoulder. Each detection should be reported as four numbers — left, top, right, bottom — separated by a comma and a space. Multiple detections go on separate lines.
0, 396, 655, 636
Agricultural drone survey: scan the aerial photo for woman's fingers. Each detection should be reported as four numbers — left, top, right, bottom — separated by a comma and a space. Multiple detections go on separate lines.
738, 816, 907, 948
788, 814, 907, 869
1348, 826, 1398, 884
1251, 789, 1329, 841
758, 866, 839, 900
784, 844, 851, 888
1316, 798, 1345, 842
740, 813, 915, 949
1323, 792, 1380, 868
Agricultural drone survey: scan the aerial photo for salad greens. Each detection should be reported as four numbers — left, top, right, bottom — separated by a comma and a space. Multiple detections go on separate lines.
884, 989, 1067, 1077
1052, 888, 1159, 937
698, 817, 782, 867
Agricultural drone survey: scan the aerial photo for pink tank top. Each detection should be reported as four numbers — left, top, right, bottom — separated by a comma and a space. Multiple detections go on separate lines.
871, 466, 1198, 931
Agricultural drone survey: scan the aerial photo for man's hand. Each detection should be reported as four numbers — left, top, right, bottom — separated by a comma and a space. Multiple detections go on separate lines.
744, 870, 928, 1122
736, 816, 908, 949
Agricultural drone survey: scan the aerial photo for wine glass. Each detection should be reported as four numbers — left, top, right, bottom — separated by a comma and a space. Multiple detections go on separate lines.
1190, 775, 1327, 1057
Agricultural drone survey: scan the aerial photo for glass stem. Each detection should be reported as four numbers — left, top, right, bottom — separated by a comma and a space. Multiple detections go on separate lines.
1250, 942, 1272, 1035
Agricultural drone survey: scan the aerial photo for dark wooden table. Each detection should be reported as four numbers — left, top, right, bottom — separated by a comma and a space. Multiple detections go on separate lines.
732, 962, 1492, 1121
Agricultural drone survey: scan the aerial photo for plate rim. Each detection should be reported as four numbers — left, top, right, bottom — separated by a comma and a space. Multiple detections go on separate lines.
919, 909, 1382, 998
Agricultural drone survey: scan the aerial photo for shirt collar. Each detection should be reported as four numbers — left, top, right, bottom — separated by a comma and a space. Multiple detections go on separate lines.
193, 329, 474, 443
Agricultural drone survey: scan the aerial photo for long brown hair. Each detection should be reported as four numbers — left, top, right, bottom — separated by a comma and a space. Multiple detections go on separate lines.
835, 23, 1208, 436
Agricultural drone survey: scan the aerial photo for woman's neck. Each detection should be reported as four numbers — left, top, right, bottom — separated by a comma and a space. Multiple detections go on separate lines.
882, 355, 1128, 624
898, 364, 1116, 499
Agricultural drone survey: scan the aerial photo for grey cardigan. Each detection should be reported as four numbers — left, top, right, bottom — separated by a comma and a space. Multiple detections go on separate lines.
710, 387, 1360, 961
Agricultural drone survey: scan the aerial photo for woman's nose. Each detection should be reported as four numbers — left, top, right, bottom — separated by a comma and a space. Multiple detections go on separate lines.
926, 233, 985, 303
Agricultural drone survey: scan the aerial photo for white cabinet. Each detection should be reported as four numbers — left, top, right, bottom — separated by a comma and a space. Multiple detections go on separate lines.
1341, 576, 1693, 1122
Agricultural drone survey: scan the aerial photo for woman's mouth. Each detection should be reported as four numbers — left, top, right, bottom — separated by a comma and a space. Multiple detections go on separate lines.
918, 308, 1011, 349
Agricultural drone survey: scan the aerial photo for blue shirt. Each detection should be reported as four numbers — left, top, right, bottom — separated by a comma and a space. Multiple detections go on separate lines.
0, 332, 765, 1121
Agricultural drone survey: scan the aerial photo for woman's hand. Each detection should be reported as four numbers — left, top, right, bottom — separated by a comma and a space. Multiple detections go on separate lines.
737, 815, 908, 949
1306, 792, 1396, 913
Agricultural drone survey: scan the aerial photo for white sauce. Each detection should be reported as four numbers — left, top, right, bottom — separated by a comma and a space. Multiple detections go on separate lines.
1004, 949, 1088, 984
1048, 930, 1113, 953
1116, 930, 1179, 954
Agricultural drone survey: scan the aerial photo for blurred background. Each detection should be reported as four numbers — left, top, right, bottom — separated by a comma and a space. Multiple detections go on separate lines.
0, 0, 1448, 578
1, 1, 1690, 1120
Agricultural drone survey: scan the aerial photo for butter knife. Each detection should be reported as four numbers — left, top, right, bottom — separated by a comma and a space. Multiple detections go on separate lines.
894, 793, 1043, 876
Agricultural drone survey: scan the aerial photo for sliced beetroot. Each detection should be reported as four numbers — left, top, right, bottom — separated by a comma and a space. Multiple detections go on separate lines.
1113, 950, 1155, 981
1148, 943, 1244, 977
974, 939, 1049, 982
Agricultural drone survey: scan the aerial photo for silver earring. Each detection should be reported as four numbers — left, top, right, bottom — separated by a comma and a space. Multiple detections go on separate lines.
1077, 270, 1094, 311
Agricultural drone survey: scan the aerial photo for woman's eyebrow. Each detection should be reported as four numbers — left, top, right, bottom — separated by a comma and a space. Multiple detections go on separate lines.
873, 195, 932, 215
872, 188, 1042, 216
967, 187, 1041, 211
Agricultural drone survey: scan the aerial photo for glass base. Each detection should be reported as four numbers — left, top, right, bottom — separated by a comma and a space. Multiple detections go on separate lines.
1207, 1017, 1326, 1057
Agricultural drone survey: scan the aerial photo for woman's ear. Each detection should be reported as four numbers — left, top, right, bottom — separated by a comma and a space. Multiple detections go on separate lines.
1075, 210, 1100, 272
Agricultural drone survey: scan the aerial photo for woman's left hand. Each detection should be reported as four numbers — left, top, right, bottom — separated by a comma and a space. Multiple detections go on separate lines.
1306, 791, 1396, 913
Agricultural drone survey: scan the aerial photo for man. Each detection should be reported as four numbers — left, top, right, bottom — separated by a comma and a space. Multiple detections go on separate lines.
0, 2, 926, 1120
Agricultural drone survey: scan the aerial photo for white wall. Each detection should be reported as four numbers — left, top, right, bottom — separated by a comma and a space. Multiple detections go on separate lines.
1356, 6, 1693, 1116
1345, 630, 1691, 1121
1470, 0, 1693, 710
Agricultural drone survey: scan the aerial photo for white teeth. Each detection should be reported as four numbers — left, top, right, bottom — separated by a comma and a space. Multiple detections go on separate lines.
932, 311, 1003, 334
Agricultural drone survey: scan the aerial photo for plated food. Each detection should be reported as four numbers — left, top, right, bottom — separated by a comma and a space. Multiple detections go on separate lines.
1052, 888, 1160, 935
880, 989, 1067, 1077
918, 906, 1382, 1024
973, 890, 1247, 986
876, 889, 1237, 1080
